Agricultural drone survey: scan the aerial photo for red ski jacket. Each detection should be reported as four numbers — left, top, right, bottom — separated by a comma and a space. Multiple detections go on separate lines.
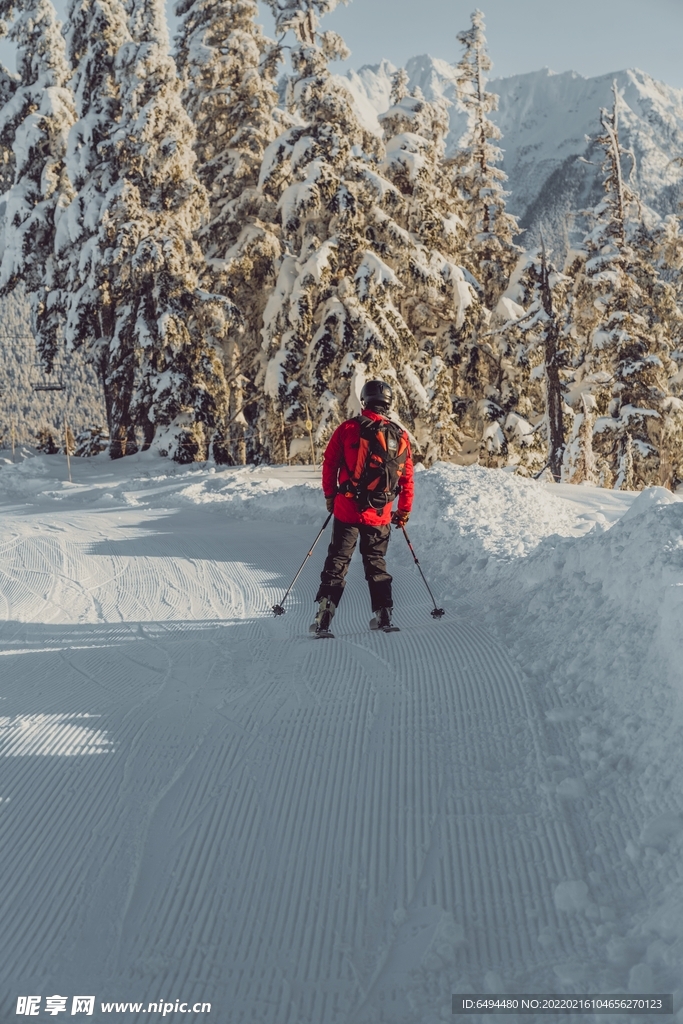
321, 409, 414, 526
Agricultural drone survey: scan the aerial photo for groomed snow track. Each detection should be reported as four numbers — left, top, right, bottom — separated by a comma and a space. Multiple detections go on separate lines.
0, 507, 634, 1021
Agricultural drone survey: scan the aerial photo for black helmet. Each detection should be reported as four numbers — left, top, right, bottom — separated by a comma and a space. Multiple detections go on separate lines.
360, 379, 393, 410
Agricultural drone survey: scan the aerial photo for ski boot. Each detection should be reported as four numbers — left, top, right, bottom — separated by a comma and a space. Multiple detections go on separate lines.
370, 606, 400, 633
310, 597, 336, 638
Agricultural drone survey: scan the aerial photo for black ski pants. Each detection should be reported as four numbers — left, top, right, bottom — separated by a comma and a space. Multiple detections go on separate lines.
316, 517, 393, 610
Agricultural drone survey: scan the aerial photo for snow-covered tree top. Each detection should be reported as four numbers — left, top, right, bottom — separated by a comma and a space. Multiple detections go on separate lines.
0, 0, 70, 87
456, 9, 493, 95
263, 0, 347, 38
380, 82, 449, 164
63, 0, 130, 194
455, 9, 499, 131
128, 0, 168, 48
174, 0, 281, 207
586, 82, 640, 251
390, 67, 409, 106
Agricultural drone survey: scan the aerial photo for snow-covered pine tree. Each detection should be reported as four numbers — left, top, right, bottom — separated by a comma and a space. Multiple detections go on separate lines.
378, 71, 482, 463
0, 66, 19, 193
175, 0, 283, 463
0, 0, 75, 372
490, 242, 572, 478
448, 9, 524, 465
453, 9, 519, 311
259, 0, 421, 461
54, 0, 131, 437
645, 215, 683, 488
96, 0, 239, 460
567, 84, 683, 489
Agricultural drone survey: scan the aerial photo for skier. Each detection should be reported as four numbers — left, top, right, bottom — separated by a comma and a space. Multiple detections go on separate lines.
312, 380, 414, 637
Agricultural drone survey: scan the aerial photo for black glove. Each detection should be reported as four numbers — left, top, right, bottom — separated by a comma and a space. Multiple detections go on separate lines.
391, 509, 410, 528
325, 495, 335, 513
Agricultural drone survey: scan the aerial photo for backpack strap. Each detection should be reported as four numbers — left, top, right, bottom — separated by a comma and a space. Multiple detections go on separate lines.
348, 415, 378, 491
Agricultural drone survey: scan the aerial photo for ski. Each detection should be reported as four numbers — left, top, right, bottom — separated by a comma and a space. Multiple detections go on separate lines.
369, 617, 400, 633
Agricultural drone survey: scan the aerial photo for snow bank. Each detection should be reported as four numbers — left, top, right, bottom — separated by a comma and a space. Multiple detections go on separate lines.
177, 461, 584, 546
0, 454, 584, 540
0, 453, 326, 522
490, 495, 683, 728
0, 451, 614, 549
475, 496, 683, 1004
174, 471, 324, 524
410, 462, 580, 563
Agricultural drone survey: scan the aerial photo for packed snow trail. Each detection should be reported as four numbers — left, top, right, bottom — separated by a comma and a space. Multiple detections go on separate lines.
0, 458, 681, 1022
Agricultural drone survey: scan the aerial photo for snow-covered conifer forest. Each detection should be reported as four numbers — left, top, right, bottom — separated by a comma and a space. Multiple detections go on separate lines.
0, 0, 682, 487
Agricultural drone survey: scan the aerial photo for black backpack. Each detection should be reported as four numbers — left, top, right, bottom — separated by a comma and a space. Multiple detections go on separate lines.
343, 415, 410, 512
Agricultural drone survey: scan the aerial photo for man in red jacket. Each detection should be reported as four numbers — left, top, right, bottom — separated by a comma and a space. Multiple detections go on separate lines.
313, 380, 414, 636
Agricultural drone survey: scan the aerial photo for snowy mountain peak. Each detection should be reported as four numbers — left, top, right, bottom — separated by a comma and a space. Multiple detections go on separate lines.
338, 56, 683, 252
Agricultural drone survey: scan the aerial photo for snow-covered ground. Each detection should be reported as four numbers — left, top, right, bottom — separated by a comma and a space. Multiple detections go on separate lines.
1, 451, 682, 1022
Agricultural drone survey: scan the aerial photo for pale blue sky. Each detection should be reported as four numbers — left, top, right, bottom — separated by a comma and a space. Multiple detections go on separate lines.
1, 0, 681, 89
255, 0, 683, 87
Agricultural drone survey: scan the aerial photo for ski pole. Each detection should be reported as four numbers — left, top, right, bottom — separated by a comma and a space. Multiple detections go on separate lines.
272, 513, 333, 615
400, 526, 445, 619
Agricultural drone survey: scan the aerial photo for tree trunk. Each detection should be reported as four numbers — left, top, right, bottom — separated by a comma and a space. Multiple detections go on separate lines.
108, 349, 137, 459
227, 338, 246, 465
98, 304, 116, 443
540, 243, 565, 482
100, 362, 114, 439
140, 417, 154, 452
545, 322, 564, 482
